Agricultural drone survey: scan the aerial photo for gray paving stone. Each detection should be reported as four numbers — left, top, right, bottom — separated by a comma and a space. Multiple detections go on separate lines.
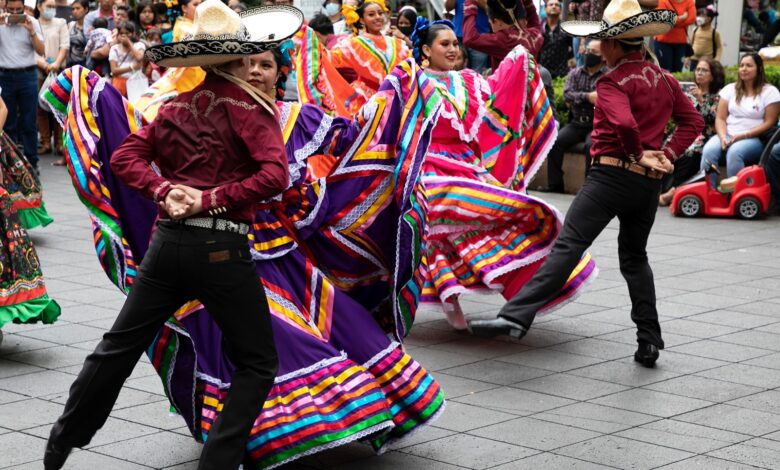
453, 386, 575, 416
652, 350, 730, 374
727, 301, 780, 317
726, 390, 780, 415
590, 389, 713, 418
496, 348, 605, 373
615, 419, 749, 454
533, 402, 657, 434
469, 417, 602, 451
511, 373, 629, 400
14, 323, 106, 345
656, 454, 765, 469
489, 453, 613, 469
332, 451, 463, 470
659, 319, 742, 339
685, 310, 778, 329
0, 398, 62, 430
556, 435, 693, 469
110, 401, 187, 431
676, 404, 780, 436
567, 360, 682, 387
0, 433, 50, 467
431, 373, 499, 399
714, 330, 780, 352
432, 401, 515, 433
707, 439, 780, 469
6, 345, 88, 369
643, 375, 764, 403
576, 308, 639, 328
547, 337, 636, 360
403, 434, 539, 469
0, 389, 27, 406
381, 425, 456, 451
0, 370, 75, 397
669, 340, 772, 363
25, 416, 159, 449
427, 336, 531, 359
596, 330, 700, 348
0, 359, 44, 380
404, 327, 472, 347
696, 364, 780, 388
439, 359, 552, 386
0, 334, 59, 356
742, 351, 780, 370
533, 317, 626, 337
511, 328, 584, 348
90, 432, 202, 468
670, 292, 749, 310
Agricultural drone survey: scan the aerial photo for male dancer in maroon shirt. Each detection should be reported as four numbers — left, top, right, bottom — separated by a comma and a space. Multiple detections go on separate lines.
470, 0, 703, 367
44, 2, 296, 469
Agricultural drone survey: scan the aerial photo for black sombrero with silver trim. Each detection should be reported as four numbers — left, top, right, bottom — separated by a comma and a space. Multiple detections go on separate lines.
561, 0, 676, 39
145, 0, 303, 68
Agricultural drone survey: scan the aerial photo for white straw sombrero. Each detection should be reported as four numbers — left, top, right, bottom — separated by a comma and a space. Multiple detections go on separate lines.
145, 0, 303, 68
561, 0, 676, 39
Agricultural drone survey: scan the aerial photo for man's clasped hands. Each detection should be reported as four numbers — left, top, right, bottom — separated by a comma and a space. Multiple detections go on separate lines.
637, 150, 673, 174
160, 185, 204, 219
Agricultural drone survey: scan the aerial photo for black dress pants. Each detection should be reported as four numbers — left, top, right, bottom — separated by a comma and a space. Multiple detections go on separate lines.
500, 165, 665, 348
49, 222, 278, 470
547, 123, 593, 189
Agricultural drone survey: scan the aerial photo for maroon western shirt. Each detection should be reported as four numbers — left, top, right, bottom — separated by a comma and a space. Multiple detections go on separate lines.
111, 73, 289, 224
462, 0, 544, 70
589, 52, 703, 164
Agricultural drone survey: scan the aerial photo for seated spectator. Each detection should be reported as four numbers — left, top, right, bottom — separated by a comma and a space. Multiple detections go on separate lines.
108, 21, 145, 97
659, 58, 725, 205
84, 16, 112, 76
462, 0, 543, 70
538, 0, 571, 79
35, 0, 69, 158
84, 0, 115, 33
701, 53, 780, 186
540, 39, 606, 193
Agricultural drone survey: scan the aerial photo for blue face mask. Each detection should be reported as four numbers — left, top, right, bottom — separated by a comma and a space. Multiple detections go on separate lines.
42, 8, 56, 20
324, 3, 340, 16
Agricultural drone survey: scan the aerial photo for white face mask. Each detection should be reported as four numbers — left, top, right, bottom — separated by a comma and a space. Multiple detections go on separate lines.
696, 16, 706, 26
42, 8, 56, 20
323, 3, 340, 16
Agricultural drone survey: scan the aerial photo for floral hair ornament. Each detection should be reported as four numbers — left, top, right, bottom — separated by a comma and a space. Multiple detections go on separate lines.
342, 0, 388, 27
410, 16, 455, 62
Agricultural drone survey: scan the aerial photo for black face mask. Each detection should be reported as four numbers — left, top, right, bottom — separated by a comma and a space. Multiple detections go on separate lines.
584, 52, 602, 68
399, 26, 413, 37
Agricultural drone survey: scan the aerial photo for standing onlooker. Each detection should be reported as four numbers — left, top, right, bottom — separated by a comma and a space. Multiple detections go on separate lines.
66, 0, 88, 67
323, 0, 347, 36
84, 0, 115, 33
0, 0, 45, 169
541, 39, 607, 193
569, 0, 590, 66
538, 0, 572, 79
390, 6, 415, 48
84, 16, 112, 76
688, 5, 721, 70
653, 0, 695, 72
446, 0, 491, 74
172, 0, 201, 42
35, 0, 69, 158
134, 0, 156, 34
701, 53, 780, 185
659, 58, 725, 205
109, 21, 145, 97
462, 0, 543, 70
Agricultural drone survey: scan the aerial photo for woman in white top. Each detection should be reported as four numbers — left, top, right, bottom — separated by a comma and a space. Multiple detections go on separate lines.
700, 53, 780, 183
109, 21, 146, 98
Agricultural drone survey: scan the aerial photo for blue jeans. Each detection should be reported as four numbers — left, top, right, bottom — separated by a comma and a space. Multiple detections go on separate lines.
654, 41, 686, 73
0, 69, 39, 166
467, 48, 489, 74
767, 143, 780, 199
573, 37, 584, 67
701, 134, 764, 185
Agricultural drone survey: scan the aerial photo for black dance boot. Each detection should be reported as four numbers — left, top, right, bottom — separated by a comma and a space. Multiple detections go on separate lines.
468, 317, 528, 340
634, 341, 660, 368
43, 438, 72, 470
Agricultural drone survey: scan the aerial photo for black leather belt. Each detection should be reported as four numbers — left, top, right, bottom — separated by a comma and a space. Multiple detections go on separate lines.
0, 65, 37, 73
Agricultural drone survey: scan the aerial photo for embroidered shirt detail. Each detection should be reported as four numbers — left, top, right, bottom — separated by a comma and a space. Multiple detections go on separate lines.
617, 66, 663, 88
168, 90, 257, 119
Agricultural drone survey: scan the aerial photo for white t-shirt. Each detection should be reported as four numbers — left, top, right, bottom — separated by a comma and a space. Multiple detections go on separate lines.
720, 83, 780, 136
108, 42, 146, 78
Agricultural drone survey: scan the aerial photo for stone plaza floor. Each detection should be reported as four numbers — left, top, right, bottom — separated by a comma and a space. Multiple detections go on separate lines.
2, 157, 780, 469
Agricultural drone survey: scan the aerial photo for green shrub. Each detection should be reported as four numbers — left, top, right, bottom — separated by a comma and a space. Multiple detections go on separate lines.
552, 75, 569, 124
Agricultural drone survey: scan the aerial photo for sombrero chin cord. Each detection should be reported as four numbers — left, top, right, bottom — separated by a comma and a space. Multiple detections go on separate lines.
209, 66, 278, 116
